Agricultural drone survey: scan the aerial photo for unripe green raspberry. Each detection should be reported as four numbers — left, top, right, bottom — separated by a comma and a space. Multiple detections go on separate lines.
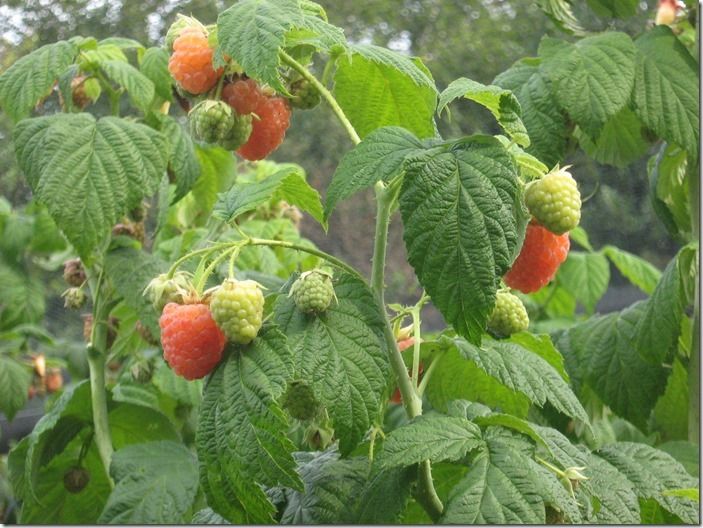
218, 111, 253, 150
143, 271, 193, 311
525, 167, 581, 235
287, 79, 321, 110
280, 380, 320, 421
62, 287, 87, 310
487, 291, 529, 338
210, 279, 264, 344
289, 270, 335, 314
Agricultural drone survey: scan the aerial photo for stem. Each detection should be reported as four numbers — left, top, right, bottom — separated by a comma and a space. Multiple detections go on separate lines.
411, 305, 422, 390
417, 354, 441, 396
86, 270, 114, 484
279, 50, 361, 145
371, 181, 395, 306
370, 181, 443, 520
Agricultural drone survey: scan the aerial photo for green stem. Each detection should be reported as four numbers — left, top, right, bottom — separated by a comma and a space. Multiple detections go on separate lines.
279, 50, 361, 145
370, 181, 443, 521
417, 353, 441, 396
85, 270, 114, 484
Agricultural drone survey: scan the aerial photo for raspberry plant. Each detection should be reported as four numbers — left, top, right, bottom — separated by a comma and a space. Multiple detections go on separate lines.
0, 0, 699, 524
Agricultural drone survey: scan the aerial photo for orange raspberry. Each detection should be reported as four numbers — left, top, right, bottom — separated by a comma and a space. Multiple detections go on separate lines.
504, 222, 570, 294
168, 27, 222, 94
159, 302, 225, 380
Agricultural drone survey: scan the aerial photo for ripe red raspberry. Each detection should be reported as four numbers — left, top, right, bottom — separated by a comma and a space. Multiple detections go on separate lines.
222, 78, 265, 115
221, 78, 291, 160
504, 222, 570, 294
159, 302, 225, 380
168, 27, 222, 94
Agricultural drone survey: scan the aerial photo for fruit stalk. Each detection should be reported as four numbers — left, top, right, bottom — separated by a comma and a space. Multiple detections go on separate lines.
279, 50, 361, 145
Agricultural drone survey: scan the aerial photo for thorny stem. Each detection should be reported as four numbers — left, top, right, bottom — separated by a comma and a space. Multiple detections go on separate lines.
279, 50, 361, 145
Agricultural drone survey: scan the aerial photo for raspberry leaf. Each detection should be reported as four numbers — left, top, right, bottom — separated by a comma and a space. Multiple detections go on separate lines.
633, 26, 699, 157
14, 113, 167, 259
597, 442, 699, 523
324, 126, 424, 220
454, 338, 589, 426
536, 0, 587, 36
214, 166, 324, 227
0, 356, 32, 421
0, 262, 46, 329
217, 0, 345, 92
191, 508, 229, 524
438, 78, 530, 147
99, 441, 198, 524
441, 436, 545, 523
574, 107, 649, 168
378, 415, 483, 468
494, 57, 567, 167
539, 32, 636, 138
274, 271, 392, 454
334, 45, 438, 139
555, 301, 669, 429
583, 453, 641, 523
101, 60, 156, 112
399, 136, 528, 344
555, 251, 610, 315
0, 40, 78, 122
197, 324, 300, 523
150, 114, 200, 202
139, 47, 173, 102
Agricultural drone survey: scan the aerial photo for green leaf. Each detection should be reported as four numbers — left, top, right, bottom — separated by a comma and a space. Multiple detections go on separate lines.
439, 78, 529, 147
334, 45, 437, 139
536, 0, 587, 36
506, 332, 568, 380
555, 251, 610, 314
400, 137, 527, 343
651, 142, 692, 237
150, 114, 200, 203
587, 0, 638, 18
602, 245, 661, 295
540, 32, 636, 137
569, 225, 593, 251
663, 488, 699, 502
653, 358, 689, 441
0, 263, 45, 330
455, 338, 589, 425
101, 60, 155, 112
585, 452, 640, 523
25, 381, 93, 496
18, 433, 111, 524
597, 442, 698, 523
441, 437, 545, 523
574, 107, 649, 168
197, 324, 299, 523
108, 404, 180, 450
324, 126, 423, 220
140, 47, 173, 101
427, 345, 530, 417
495, 135, 548, 180
104, 247, 166, 336
192, 508, 230, 524
99, 441, 198, 524
379, 415, 483, 468
99, 37, 145, 51
214, 167, 324, 227
152, 361, 202, 407
555, 301, 669, 429
632, 249, 688, 364
0, 356, 32, 420
494, 57, 567, 167
274, 271, 391, 453
14, 114, 167, 258
658, 441, 699, 478
633, 26, 699, 156
0, 40, 77, 121
216, 0, 344, 91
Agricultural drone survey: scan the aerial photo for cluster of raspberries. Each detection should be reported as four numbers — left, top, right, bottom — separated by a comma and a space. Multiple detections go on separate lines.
166, 16, 319, 160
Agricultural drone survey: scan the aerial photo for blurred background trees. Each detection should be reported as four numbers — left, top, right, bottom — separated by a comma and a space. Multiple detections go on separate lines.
0, 0, 676, 315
